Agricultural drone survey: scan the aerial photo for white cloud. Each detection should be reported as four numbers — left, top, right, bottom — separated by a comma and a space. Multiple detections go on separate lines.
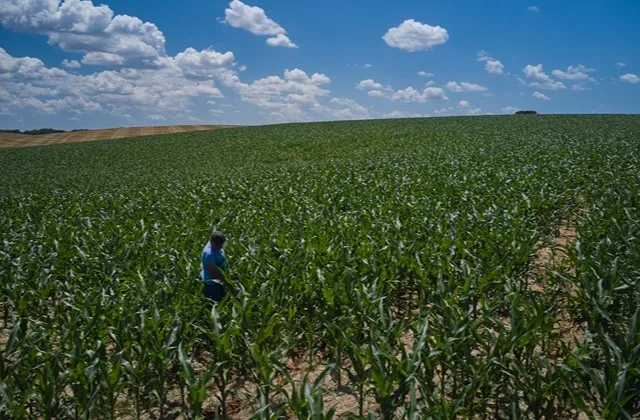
523, 64, 552, 82
224, 68, 347, 122
69, 116, 79, 121
224, 0, 284, 35
382, 110, 426, 119
418, 71, 433, 77
476, 50, 491, 62
522, 64, 567, 90
364, 64, 372, 69
620, 73, 639, 84
188, 116, 202, 122
468, 107, 482, 115
390, 86, 447, 103
328, 97, 370, 119
207, 100, 217, 105
616, 62, 627, 68
356, 79, 383, 90
433, 106, 454, 115
532, 91, 550, 101
82, 52, 125, 66
223, 0, 297, 48
446, 81, 488, 92
0, 0, 167, 67
551, 65, 595, 81
425, 80, 436, 87
458, 100, 470, 108
209, 109, 225, 116
502, 106, 519, 114
147, 114, 165, 121
356, 78, 447, 103
0, 47, 232, 119
266, 34, 298, 48
572, 84, 589, 91
476, 51, 504, 75
61, 59, 81, 69
382, 19, 449, 52
527, 6, 540, 12
485, 59, 504, 75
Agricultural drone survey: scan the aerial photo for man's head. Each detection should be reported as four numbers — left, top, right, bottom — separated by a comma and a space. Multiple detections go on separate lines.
210, 230, 226, 250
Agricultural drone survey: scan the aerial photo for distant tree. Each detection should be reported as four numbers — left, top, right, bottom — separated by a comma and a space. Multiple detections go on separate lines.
515, 110, 538, 115
22, 128, 66, 135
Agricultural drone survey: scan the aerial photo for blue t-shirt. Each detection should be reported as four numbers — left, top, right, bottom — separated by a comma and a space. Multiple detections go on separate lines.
201, 242, 228, 285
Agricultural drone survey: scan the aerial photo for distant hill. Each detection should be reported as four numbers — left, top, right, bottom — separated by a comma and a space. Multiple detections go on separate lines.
0, 125, 238, 148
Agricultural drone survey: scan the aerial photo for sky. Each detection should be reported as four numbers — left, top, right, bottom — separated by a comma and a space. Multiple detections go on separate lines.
0, 0, 638, 130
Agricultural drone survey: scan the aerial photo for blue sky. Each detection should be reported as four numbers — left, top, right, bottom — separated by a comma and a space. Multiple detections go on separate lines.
0, 0, 638, 130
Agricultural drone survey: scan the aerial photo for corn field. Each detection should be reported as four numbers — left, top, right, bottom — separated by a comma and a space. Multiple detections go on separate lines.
1, 115, 639, 418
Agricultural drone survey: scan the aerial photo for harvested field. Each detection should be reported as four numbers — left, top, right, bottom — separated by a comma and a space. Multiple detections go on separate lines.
0, 125, 238, 148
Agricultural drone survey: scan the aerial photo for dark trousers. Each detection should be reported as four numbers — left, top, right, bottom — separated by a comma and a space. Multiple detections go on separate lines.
203, 281, 225, 303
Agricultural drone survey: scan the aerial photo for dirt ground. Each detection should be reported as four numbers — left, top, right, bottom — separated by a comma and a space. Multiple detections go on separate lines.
0, 125, 238, 149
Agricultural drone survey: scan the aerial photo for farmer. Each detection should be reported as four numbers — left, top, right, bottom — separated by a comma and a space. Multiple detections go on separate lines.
201, 230, 229, 302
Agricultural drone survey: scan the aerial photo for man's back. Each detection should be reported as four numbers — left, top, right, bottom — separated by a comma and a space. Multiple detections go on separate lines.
201, 241, 227, 284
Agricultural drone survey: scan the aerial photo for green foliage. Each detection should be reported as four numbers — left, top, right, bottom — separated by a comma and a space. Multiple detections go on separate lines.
1, 115, 640, 417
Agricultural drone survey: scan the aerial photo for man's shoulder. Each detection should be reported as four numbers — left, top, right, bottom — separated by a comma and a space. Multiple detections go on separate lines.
202, 242, 212, 255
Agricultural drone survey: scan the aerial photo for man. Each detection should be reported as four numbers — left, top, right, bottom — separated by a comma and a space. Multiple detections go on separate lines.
201, 230, 229, 302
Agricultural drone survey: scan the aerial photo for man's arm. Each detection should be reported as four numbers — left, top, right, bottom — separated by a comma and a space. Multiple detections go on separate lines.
206, 264, 225, 281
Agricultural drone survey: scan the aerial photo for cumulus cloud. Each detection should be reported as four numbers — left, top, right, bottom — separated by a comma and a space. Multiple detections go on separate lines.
522, 64, 566, 90
0, 0, 167, 67
382, 19, 448, 52
476, 51, 504, 75
0, 47, 233, 119
620, 73, 639, 84
147, 114, 165, 121
364, 64, 372, 69
433, 106, 454, 115
357, 79, 447, 103
224, 0, 284, 35
476, 50, 491, 62
328, 97, 370, 119
418, 71, 434, 77
209, 109, 225, 116
225, 68, 344, 122
82, 52, 125, 66
527, 6, 539, 12
616, 62, 627, 68
172, 47, 236, 80
382, 110, 427, 119
266, 34, 298, 48
390, 86, 447, 102
532, 91, 550, 101
61, 59, 81, 69
502, 106, 519, 114
356, 79, 383, 90
446, 81, 488, 92
223, 0, 297, 48
458, 100, 470, 108
551, 65, 595, 81
485, 59, 504, 75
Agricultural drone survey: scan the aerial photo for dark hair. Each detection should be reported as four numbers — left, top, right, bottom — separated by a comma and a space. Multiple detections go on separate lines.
210, 230, 226, 246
